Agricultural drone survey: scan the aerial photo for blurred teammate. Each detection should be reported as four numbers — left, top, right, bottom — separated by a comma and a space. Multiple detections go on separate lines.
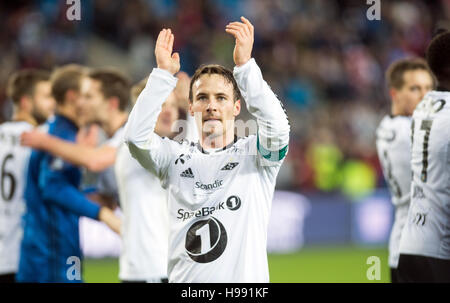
114, 78, 180, 283
21, 68, 131, 206
17, 65, 121, 283
398, 32, 450, 282
376, 58, 434, 283
0, 69, 54, 283
173, 72, 199, 143
124, 17, 290, 282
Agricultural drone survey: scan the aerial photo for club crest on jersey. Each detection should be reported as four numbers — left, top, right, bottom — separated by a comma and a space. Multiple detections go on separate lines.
180, 168, 194, 178
220, 162, 239, 171
175, 154, 191, 165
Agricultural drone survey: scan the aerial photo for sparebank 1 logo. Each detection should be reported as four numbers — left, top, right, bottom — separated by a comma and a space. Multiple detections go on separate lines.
66, 0, 81, 21
185, 217, 227, 263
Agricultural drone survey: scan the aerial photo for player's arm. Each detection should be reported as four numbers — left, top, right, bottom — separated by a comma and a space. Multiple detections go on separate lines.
226, 17, 290, 162
123, 28, 180, 179
20, 129, 116, 172
39, 157, 121, 233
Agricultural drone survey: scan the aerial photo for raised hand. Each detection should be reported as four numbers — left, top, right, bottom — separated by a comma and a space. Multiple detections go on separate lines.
225, 16, 254, 67
155, 28, 180, 75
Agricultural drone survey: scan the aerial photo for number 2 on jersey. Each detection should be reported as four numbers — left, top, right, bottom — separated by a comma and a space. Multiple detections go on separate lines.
1, 154, 16, 202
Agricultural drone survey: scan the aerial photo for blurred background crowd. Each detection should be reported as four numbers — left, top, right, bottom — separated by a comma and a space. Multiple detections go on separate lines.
0, 0, 448, 199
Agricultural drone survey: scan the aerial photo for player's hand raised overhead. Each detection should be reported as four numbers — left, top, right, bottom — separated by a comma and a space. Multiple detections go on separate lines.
225, 16, 254, 67
155, 28, 180, 75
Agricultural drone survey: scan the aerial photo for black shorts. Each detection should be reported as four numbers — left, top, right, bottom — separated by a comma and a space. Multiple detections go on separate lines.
398, 254, 450, 282
390, 267, 403, 283
0, 273, 16, 283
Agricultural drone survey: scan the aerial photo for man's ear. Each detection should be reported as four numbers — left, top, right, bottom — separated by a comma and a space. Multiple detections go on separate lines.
233, 99, 241, 116
19, 95, 32, 112
65, 90, 79, 105
108, 97, 120, 110
389, 88, 397, 101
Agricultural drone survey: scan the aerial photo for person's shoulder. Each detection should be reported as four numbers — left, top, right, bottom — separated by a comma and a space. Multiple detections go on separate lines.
230, 135, 261, 159
49, 117, 76, 139
414, 91, 450, 120
377, 115, 411, 142
0, 120, 34, 132
163, 137, 197, 155
237, 134, 256, 144
376, 114, 391, 130
167, 137, 193, 147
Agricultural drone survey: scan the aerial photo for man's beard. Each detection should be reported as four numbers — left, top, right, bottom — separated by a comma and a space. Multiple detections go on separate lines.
31, 107, 49, 125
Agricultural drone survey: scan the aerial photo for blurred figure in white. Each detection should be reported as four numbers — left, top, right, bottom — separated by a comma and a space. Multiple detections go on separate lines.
115, 78, 182, 283
0, 69, 54, 283
375, 58, 434, 282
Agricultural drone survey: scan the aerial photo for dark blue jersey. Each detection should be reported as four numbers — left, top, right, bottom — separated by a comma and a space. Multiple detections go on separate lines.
17, 115, 101, 283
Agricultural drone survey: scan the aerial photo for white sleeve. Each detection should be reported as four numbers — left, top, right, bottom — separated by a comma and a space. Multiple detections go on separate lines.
123, 68, 179, 181
233, 58, 290, 163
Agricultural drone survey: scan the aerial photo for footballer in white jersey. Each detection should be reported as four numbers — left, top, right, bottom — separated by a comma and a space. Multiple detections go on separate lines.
124, 19, 290, 282
115, 144, 170, 282
398, 91, 450, 280
398, 31, 450, 282
0, 69, 54, 282
0, 122, 33, 277
375, 58, 434, 282
116, 77, 194, 283
376, 116, 412, 266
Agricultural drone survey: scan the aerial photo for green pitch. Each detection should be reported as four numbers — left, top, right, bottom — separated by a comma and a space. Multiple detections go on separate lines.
83, 245, 390, 283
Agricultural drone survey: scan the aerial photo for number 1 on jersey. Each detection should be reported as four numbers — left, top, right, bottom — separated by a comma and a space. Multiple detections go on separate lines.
196, 223, 212, 253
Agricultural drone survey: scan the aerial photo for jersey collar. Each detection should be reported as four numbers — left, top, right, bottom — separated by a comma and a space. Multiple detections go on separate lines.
199, 135, 238, 154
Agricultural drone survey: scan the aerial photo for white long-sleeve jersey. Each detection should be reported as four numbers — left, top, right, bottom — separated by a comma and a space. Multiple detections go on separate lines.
375, 115, 412, 268
399, 91, 450, 260
115, 143, 169, 281
0, 121, 33, 274
124, 58, 290, 282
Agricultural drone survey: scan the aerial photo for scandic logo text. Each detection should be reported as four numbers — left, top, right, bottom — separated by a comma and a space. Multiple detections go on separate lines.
195, 180, 223, 191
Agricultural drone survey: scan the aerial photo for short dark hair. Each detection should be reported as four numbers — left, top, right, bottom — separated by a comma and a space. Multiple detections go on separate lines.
7, 69, 50, 105
50, 64, 87, 105
189, 64, 242, 102
88, 68, 131, 111
426, 31, 450, 82
386, 58, 434, 89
